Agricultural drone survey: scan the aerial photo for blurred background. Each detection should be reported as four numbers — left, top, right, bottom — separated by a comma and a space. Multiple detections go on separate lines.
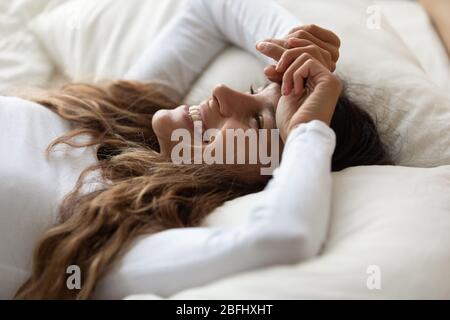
0, 0, 449, 95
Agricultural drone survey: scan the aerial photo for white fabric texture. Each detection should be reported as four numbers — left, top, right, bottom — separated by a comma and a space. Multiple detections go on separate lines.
0, 97, 98, 299
375, 0, 450, 93
95, 120, 336, 299
0, 0, 331, 300
0, 0, 449, 300
28, 0, 450, 168
125, 0, 298, 99
154, 164, 450, 300
95, 0, 334, 299
0, 0, 54, 92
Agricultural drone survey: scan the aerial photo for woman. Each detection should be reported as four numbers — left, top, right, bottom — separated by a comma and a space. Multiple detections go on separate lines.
11, 0, 391, 299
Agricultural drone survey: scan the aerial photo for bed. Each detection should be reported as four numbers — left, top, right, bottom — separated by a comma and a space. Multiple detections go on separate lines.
0, 0, 449, 299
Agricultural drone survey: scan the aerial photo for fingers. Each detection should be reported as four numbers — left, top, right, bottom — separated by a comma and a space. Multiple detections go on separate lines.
256, 41, 285, 61
258, 25, 341, 89
276, 45, 331, 74
287, 29, 340, 62
261, 38, 290, 49
295, 58, 332, 88
287, 38, 335, 71
257, 24, 341, 64
264, 65, 283, 83
288, 24, 341, 48
282, 52, 335, 96
263, 47, 332, 92
281, 53, 313, 96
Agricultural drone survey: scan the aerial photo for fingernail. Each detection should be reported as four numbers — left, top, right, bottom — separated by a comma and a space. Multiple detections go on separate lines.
276, 63, 281, 72
257, 42, 266, 50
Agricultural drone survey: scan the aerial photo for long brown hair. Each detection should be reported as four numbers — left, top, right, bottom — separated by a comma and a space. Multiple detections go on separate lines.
15, 80, 392, 299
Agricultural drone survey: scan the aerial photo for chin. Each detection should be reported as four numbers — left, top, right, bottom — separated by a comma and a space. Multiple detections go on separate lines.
152, 110, 172, 140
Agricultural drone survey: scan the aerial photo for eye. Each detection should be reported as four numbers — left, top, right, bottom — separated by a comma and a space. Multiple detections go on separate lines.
255, 114, 264, 129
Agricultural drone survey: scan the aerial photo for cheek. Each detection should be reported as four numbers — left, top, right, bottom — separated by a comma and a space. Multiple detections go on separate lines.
271, 93, 282, 110
216, 122, 267, 163
266, 86, 282, 113
223, 119, 250, 131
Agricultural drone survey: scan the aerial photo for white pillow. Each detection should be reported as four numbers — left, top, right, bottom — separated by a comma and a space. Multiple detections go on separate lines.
277, 0, 450, 168
0, 0, 61, 93
129, 165, 450, 300
30, 0, 186, 82
31, 0, 450, 168
27, 0, 450, 300
375, 0, 450, 93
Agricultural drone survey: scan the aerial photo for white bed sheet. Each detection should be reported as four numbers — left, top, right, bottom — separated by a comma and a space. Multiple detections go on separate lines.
0, 0, 450, 300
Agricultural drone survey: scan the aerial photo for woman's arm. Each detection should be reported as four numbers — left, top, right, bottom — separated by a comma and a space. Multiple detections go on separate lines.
201, 0, 300, 64
125, 0, 227, 100
94, 120, 336, 299
125, 0, 300, 100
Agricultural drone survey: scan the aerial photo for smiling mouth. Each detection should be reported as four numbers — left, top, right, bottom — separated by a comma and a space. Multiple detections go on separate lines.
188, 105, 202, 122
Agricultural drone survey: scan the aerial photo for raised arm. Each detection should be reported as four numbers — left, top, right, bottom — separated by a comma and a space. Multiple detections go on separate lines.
125, 0, 227, 100
94, 121, 336, 299
125, 0, 300, 100
202, 0, 300, 64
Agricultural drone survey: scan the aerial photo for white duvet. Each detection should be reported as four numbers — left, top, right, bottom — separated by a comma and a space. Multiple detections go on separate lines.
0, 0, 449, 299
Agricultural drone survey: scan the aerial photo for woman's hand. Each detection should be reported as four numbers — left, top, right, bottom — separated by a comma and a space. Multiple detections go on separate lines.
276, 57, 342, 143
256, 24, 341, 93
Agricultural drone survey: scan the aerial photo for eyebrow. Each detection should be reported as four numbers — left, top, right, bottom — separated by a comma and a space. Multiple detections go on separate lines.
257, 83, 271, 92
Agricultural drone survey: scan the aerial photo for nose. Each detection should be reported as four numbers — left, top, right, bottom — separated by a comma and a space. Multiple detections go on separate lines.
212, 84, 250, 118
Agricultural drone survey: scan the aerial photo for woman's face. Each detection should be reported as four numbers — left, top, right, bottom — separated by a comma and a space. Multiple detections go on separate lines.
152, 83, 283, 168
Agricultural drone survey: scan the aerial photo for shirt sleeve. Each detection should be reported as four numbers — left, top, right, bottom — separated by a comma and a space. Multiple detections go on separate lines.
125, 0, 301, 100
94, 121, 336, 299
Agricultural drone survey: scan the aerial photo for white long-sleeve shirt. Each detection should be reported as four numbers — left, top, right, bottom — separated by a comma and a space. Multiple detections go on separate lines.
94, 0, 336, 299
125, 0, 299, 99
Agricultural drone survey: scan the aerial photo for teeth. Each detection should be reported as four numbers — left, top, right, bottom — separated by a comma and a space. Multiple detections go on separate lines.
188, 105, 202, 122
